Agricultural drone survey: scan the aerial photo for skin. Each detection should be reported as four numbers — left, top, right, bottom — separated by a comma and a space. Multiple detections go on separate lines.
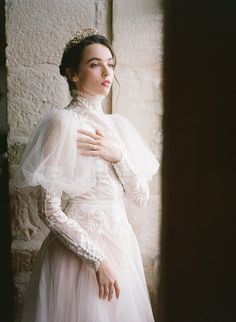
66, 43, 121, 302
74, 43, 115, 96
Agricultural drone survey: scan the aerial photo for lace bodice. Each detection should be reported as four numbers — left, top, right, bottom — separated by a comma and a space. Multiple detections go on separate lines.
17, 91, 159, 271
63, 90, 151, 206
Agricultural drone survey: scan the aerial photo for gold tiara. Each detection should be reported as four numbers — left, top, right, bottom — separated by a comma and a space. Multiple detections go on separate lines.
64, 27, 100, 52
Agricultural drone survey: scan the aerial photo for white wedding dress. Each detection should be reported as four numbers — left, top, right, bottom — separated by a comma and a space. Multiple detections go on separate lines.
16, 90, 159, 322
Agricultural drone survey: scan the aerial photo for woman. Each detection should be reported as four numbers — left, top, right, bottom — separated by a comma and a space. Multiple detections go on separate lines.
16, 27, 159, 322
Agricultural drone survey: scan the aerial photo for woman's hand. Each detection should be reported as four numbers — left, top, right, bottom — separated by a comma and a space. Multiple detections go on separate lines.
77, 129, 122, 163
96, 260, 120, 301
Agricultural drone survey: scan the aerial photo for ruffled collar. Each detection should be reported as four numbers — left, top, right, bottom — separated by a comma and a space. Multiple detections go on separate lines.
68, 89, 105, 113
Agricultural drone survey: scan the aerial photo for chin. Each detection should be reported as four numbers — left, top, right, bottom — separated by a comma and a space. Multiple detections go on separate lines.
95, 90, 110, 97
90, 86, 111, 97
102, 87, 111, 96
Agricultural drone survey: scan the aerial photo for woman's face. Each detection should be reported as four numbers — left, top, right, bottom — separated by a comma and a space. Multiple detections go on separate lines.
74, 43, 115, 97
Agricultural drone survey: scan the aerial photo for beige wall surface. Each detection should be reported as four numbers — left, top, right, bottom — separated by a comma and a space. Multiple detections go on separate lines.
112, 1, 163, 315
6, 0, 162, 319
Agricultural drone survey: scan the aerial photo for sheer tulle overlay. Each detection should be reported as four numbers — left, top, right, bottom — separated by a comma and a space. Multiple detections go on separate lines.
17, 91, 159, 322
21, 198, 154, 322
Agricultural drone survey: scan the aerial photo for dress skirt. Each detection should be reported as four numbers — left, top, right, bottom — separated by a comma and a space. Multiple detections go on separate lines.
20, 197, 155, 322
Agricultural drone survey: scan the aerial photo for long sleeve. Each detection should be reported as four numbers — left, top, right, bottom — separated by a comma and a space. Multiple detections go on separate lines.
109, 114, 159, 204
16, 109, 105, 271
111, 150, 150, 208
38, 187, 105, 271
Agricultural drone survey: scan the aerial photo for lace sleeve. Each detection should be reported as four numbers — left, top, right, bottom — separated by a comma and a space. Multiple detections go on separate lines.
38, 187, 105, 272
111, 150, 150, 207
17, 109, 106, 271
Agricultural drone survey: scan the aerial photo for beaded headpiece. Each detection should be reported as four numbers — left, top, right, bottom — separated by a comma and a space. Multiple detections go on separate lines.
64, 27, 100, 53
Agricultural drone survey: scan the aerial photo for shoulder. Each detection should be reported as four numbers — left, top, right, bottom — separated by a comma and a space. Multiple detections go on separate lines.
108, 113, 132, 126
39, 108, 77, 130
109, 113, 128, 121
108, 113, 137, 132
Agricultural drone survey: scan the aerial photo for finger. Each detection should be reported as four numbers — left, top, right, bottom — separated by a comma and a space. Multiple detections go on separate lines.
77, 142, 100, 150
108, 283, 114, 302
78, 129, 100, 140
77, 137, 97, 145
103, 285, 109, 299
114, 281, 120, 299
95, 129, 105, 138
79, 150, 99, 157
99, 284, 104, 299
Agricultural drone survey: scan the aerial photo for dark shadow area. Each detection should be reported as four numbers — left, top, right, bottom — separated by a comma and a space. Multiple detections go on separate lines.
159, 1, 236, 322
0, 136, 14, 322
0, 1, 15, 322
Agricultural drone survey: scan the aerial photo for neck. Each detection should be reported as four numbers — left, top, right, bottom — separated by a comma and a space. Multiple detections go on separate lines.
69, 89, 105, 113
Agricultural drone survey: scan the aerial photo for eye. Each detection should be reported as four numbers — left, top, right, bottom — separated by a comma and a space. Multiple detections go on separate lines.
108, 63, 115, 69
90, 63, 99, 68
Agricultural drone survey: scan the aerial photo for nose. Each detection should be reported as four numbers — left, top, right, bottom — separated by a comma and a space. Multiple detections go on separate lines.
102, 64, 110, 77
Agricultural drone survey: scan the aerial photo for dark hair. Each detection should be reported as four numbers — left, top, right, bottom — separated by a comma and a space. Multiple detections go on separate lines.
59, 34, 117, 92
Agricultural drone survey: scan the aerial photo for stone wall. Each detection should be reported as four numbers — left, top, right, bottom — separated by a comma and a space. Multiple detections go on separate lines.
6, 0, 162, 319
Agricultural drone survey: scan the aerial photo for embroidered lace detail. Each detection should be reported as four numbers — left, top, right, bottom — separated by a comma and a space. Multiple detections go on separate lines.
64, 198, 130, 238
66, 90, 105, 113
38, 188, 105, 271
111, 151, 150, 207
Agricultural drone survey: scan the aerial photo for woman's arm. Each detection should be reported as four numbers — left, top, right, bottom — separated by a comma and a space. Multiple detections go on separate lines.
111, 150, 150, 208
38, 187, 105, 272
38, 187, 120, 300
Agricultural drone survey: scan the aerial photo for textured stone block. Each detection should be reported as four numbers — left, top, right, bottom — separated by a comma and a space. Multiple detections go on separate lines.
10, 187, 48, 242
8, 143, 26, 166
14, 280, 30, 305
12, 250, 38, 276
7, 65, 70, 143
113, 0, 163, 66
5, 0, 97, 67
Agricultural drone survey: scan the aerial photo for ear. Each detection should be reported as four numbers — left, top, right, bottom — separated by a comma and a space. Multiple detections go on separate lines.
65, 68, 78, 82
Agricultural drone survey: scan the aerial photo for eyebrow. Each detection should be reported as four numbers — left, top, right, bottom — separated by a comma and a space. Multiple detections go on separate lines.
86, 57, 114, 63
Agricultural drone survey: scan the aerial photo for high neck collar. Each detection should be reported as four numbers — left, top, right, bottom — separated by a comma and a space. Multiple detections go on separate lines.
68, 89, 105, 113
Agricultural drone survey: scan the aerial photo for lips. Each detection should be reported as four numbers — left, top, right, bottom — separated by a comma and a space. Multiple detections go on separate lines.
101, 80, 111, 86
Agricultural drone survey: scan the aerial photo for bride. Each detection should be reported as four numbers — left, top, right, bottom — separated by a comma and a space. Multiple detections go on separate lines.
16, 27, 159, 322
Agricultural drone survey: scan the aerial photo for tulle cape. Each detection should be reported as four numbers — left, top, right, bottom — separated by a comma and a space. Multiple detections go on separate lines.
15, 109, 159, 198
108, 114, 160, 181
